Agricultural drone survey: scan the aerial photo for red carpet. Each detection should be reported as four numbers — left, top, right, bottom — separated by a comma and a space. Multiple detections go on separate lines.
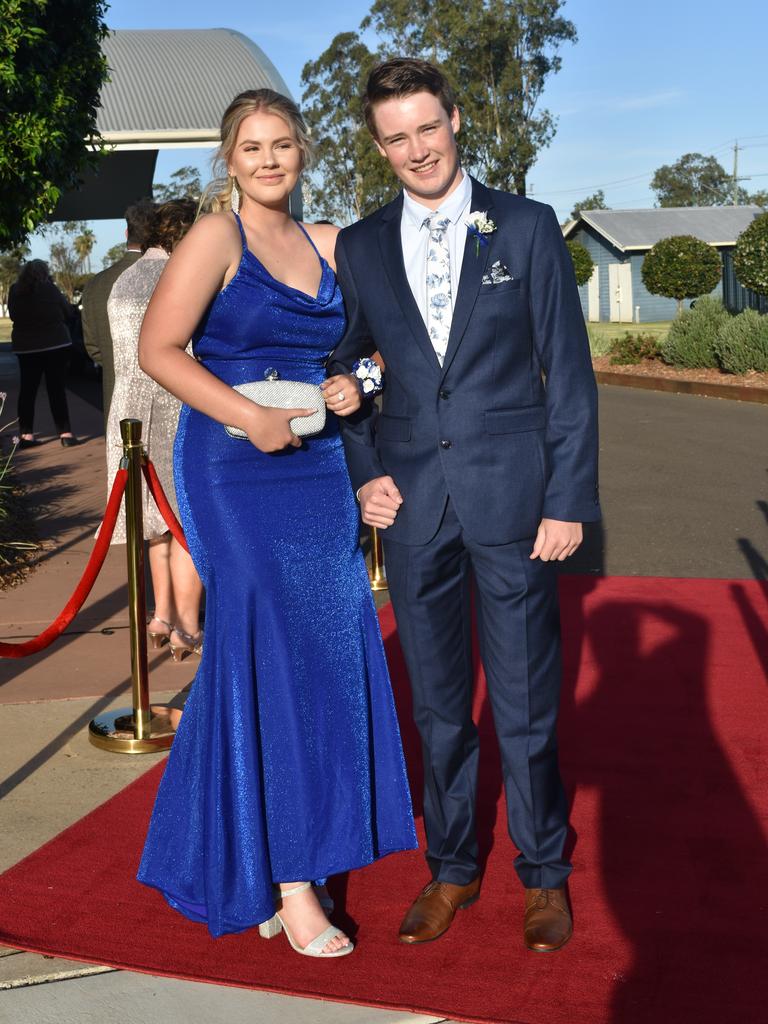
1, 576, 767, 1024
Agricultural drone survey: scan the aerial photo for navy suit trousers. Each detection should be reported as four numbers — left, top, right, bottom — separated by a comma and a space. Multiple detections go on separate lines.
383, 500, 572, 890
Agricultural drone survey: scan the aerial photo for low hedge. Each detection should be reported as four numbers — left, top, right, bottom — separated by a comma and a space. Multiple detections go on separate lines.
713, 308, 768, 374
660, 296, 729, 368
609, 332, 660, 364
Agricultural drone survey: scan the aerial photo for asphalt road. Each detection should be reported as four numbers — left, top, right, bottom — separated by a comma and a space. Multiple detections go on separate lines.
564, 383, 768, 579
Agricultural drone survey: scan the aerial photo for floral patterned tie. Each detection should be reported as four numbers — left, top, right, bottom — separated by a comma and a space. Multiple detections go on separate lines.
424, 214, 452, 366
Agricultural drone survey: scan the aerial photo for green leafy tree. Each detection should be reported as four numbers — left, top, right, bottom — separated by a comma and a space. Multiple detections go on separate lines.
153, 166, 203, 203
749, 190, 768, 210
73, 226, 96, 272
0, 0, 109, 248
362, 0, 577, 196
301, 33, 398, 223
570, 190, 608, 220
48, 220, 88, 299
0, 242, 29, 313
566, 240, 593, 286
642, 234, 722, 315
733, 212, 768, 296
102, 242, 127, 269
650, 153, 733, 207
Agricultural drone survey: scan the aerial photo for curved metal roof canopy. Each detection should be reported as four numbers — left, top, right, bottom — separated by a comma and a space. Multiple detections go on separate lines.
54, 28, 297, 220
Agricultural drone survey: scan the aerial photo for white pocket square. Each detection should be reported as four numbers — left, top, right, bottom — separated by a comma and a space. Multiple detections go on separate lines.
482, 260, 514, 285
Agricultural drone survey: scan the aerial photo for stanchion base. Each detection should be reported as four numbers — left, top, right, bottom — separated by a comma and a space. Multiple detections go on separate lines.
88, 707, 175, 754
369, 574, 389, 592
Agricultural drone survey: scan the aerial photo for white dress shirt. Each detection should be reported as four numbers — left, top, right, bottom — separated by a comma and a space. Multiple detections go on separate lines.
400, 171, 472, 345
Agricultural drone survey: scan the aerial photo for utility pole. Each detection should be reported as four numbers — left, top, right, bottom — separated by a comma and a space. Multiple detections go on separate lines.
732, 141, 740, 205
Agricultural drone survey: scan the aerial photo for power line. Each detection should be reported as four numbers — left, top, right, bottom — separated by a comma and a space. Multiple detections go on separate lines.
534, 138, 768, 199
535, 173, 651, 197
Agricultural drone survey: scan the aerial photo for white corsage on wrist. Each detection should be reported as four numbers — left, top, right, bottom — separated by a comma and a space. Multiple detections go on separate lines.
465, 211, 496, 256
352, 357, 384, 397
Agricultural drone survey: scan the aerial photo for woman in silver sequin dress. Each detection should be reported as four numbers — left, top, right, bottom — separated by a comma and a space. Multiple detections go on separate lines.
105, 200, 203, 667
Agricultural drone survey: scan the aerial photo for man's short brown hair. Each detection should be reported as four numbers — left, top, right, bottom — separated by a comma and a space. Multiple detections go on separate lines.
125, 199, 156, 248
364, 58, 457, 138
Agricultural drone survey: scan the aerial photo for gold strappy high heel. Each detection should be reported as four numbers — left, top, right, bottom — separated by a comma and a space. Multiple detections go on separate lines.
147, 614, 173, 650
169, 626, 203, 663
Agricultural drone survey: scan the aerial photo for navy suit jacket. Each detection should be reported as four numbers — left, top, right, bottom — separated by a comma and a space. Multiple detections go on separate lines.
328, 177, 601, 546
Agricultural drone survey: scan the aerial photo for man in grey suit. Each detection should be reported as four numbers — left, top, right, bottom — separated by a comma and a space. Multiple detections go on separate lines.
81, 199, 154, 426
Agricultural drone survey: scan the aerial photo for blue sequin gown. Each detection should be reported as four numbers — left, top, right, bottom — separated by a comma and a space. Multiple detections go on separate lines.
137, 215, 416, 938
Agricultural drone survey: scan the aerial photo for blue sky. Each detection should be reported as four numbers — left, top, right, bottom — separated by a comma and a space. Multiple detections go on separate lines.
29, 0, 768, 264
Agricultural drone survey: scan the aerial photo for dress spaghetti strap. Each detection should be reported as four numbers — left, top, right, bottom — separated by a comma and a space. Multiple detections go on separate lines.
296, 221, 323, 261
232, 211, 248, 250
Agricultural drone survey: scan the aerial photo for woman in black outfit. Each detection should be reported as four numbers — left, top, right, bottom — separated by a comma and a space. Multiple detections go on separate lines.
8, 260, 80, 448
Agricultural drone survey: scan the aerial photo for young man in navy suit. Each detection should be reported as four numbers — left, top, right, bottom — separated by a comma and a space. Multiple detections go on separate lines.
327, 58, 600, 951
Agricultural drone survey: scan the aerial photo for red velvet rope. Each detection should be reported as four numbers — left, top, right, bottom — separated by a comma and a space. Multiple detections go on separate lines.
0, 468, 129, 658
141, 460, 189, 553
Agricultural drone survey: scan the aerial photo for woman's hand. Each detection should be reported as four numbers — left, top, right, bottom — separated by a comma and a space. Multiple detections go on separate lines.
321, 374, 361, 416
244, 404, 316, 453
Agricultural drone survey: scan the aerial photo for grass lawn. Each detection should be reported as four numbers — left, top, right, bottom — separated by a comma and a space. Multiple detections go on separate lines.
586, 319, 672, 357
0, 318, 11, 343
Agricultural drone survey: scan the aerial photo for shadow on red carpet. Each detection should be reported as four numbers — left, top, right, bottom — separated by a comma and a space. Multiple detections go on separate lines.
0, 576, 766, 1024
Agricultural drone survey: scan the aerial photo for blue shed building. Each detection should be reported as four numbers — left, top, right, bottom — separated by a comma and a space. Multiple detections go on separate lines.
562, 206, 764, 322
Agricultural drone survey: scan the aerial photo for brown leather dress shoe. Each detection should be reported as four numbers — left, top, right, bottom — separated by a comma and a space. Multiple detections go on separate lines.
524, 887, 573, 952
399, 878, 480, 944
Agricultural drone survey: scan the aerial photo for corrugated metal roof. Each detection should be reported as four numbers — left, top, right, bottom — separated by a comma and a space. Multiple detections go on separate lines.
564, 206, 764, 251
98, 29, 292, 138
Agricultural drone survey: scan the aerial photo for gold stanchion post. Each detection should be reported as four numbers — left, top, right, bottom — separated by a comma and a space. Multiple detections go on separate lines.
89, 419, 175, 753
368, 526, 388, 592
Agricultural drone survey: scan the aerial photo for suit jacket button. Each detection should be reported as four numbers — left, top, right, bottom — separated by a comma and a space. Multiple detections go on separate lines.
439, 389, 450, 400
440, 439, 452, 449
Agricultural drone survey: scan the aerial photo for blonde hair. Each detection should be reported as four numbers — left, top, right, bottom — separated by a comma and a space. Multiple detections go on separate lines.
203, 89, 313, 214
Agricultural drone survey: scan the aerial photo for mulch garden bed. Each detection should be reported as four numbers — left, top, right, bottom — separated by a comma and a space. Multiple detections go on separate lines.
592, 356, 768, 402
0, 465, 40, 590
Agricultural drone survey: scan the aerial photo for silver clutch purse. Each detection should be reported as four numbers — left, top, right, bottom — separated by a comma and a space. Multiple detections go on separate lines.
225, 369, 326, 440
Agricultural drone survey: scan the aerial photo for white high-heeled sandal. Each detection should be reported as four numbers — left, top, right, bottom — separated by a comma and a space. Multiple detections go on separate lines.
258, 882, 353, 958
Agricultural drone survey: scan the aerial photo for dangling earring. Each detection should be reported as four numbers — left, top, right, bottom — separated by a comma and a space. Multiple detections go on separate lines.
230, 176, 240, 215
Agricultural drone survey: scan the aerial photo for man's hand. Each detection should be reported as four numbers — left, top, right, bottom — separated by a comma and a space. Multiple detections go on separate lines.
358, 476, 403, 529
530, 519, 583, 561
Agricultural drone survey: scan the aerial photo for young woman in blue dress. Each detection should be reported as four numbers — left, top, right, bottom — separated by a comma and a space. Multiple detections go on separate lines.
136, 91, 415, 959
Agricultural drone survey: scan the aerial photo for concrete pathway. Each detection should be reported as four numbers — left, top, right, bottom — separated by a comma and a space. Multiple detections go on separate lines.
0, 961, 450, 1024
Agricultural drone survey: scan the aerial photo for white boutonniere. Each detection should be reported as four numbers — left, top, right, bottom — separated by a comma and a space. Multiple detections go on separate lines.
465, 211, 496, 256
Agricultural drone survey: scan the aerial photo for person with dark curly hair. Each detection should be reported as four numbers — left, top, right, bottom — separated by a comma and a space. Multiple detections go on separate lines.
8, 259, 81, 448
104, 199, 203, 679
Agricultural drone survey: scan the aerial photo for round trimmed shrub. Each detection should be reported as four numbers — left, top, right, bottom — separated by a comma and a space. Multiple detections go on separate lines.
566, 241, 594, 287
714, 309, 768, 374
661, 295, 729, 368
641, 235, 722, 315
733, 213, 768, 296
